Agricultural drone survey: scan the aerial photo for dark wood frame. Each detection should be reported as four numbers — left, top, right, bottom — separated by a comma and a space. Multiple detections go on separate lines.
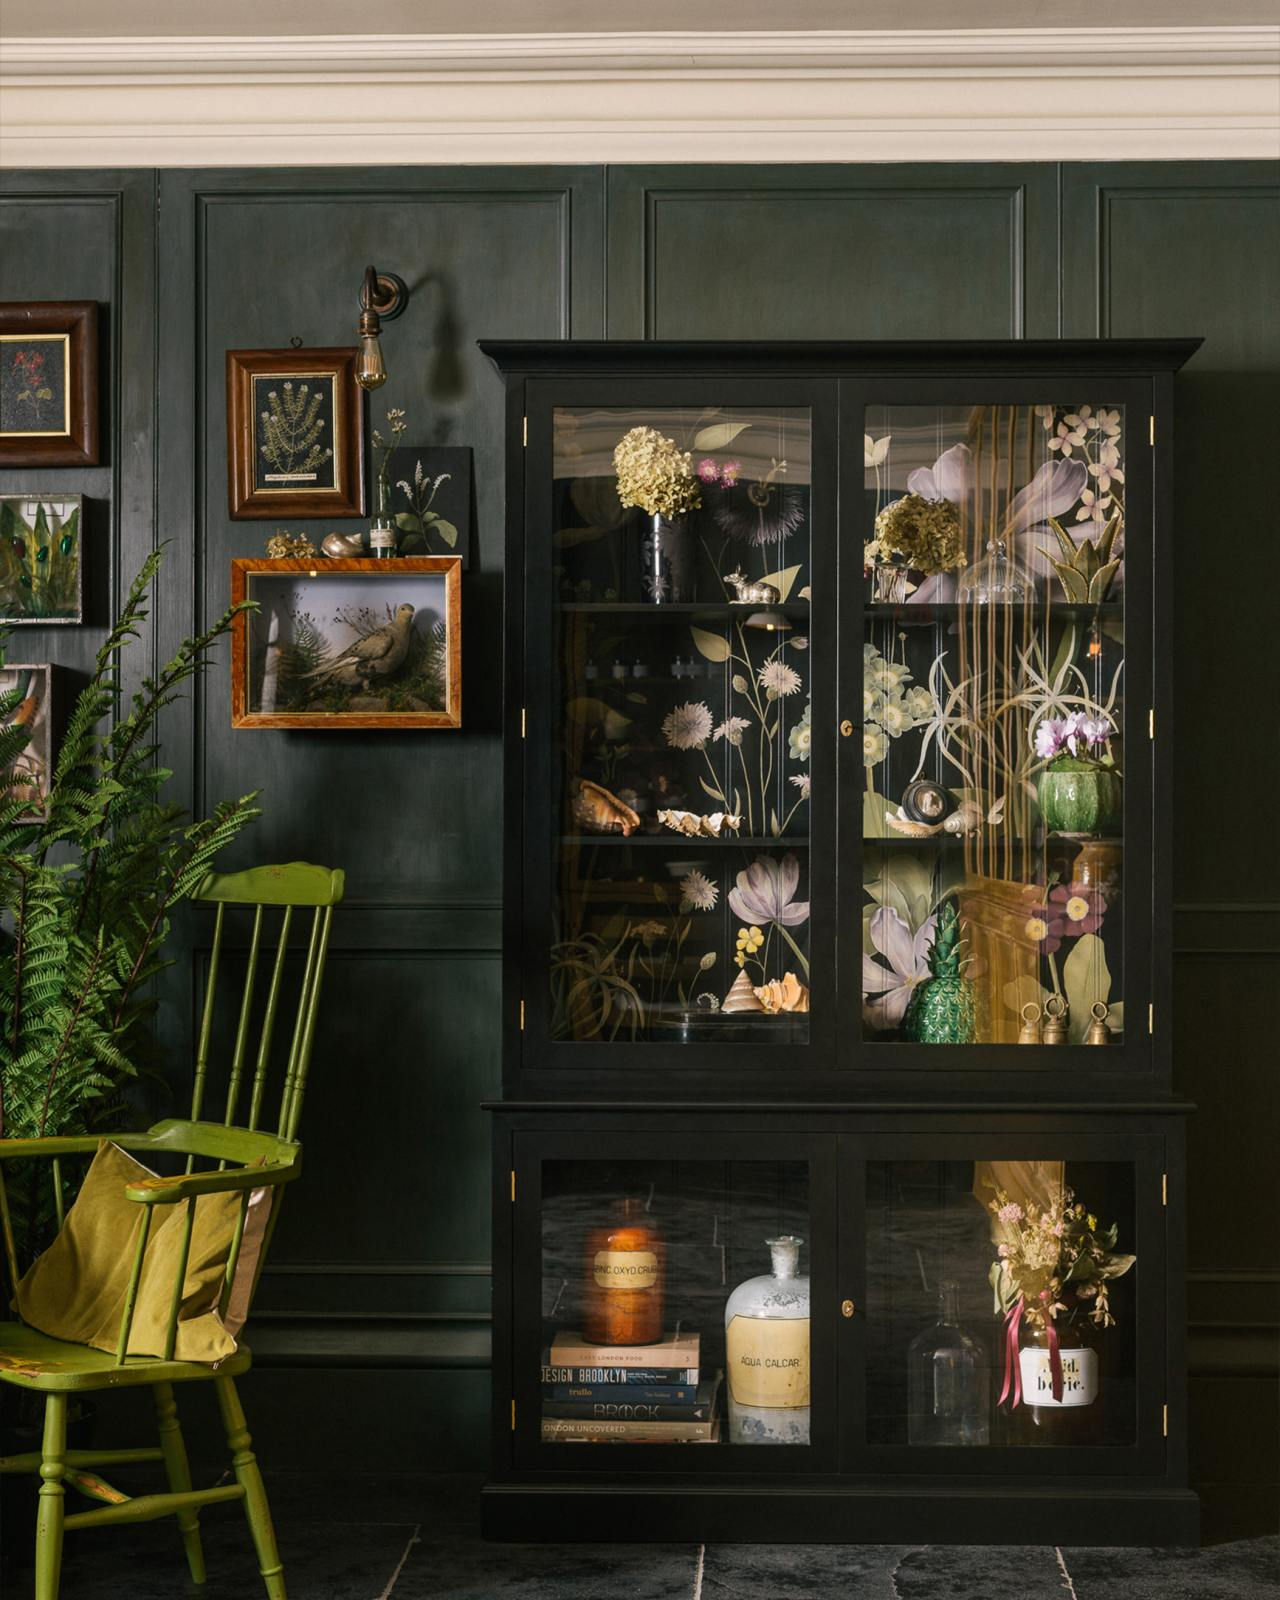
480, 339, 1202, 1548
225, 347, 365, 519
0, 301, 99, 467
229, 556, 462, 730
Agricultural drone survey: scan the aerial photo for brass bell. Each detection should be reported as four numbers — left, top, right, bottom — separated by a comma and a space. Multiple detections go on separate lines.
1042, 994, 1068, 1045
1085, 1000, 1112, 1046
1017, 1001, 1042, 1045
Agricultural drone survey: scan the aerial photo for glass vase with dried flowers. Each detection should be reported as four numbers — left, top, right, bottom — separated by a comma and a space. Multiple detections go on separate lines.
369, 407, 407, 557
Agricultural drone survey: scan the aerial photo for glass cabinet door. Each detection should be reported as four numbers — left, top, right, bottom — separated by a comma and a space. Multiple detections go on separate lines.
513, 1134, 836, 1469
843, 1134, 1165, 1475
524, 385, 832, 1067
855, 393, 1149, 1058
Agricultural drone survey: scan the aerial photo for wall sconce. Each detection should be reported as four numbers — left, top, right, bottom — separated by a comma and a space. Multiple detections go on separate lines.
355, 265, 408, 391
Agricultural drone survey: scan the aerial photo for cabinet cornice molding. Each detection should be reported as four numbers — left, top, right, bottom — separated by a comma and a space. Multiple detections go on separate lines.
2, 26, 1277, 166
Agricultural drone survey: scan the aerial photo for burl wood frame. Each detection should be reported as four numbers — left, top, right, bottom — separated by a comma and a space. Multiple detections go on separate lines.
230, 556, 462, 730
0, 301, 99, 467
225, 348, 365, 519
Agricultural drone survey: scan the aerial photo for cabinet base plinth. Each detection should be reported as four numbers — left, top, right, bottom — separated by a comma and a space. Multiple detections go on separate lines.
481, 1481, 1200, 1547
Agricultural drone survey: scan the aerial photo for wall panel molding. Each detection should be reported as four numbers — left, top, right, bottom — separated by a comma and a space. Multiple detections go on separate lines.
2, 28, 1276, 166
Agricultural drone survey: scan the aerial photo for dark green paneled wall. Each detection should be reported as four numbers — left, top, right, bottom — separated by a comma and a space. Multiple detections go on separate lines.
1, 163, 1276, 1518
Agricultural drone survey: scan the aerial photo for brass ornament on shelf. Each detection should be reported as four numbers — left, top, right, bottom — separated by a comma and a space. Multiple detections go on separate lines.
1041, 994, 1069, 1045
1017, 1002, 1042, 1045
265, 530, 317, 558
1085, 1001, 1113, 1045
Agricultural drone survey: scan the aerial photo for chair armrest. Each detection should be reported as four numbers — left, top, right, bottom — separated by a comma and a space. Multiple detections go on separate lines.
0, 1136, 105, 1160
122, 1159, 300, 1205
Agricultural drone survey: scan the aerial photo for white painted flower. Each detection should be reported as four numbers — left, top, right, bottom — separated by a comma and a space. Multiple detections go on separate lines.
863, 905, 937, 1031
789, 636, 809, 651
864, 433, 891, 469
1074, 487, 1112, 526
714, 715, 751, 746
863, 725, 888, 766
662, 701, 713, 750
758, 659, 802, 698
1049, 420, 1087, 457
871, 661, 910, 694
1034, 404, 1057, 432
679, 869, 718, 913
864, 685, 886, 720
904, 685, 933, 723
1093, 408, 1122, 437
880, 698, 912, 737
789, 773, 811, 798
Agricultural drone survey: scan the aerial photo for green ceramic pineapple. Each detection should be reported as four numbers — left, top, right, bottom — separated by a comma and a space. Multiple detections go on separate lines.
903, 899, 978, 1044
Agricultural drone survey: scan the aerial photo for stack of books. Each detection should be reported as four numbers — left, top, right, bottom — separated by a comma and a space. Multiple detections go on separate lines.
541, 1329, 720, 1443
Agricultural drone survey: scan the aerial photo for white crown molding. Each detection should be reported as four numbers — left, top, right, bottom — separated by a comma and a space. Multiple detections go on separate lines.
1, 27, 1277, 166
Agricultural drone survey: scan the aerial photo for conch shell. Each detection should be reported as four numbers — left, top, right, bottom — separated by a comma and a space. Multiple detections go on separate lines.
321, 531, 366, 558
573, 778, 640, 836
658, 809, 742, 838
754, 973, 809, 1014
722, 969, 765, 1014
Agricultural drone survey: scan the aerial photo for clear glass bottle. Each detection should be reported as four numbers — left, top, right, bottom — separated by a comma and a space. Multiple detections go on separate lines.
724, 1236, 810, 1445
907, 1279, 990, 1446
369, 471, 397, 558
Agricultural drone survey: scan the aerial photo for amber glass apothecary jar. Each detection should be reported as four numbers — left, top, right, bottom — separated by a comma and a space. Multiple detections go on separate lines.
582, 1197, 667, 1346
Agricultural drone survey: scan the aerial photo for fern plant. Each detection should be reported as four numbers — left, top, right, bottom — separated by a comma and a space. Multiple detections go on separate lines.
0, 548, 260, 1261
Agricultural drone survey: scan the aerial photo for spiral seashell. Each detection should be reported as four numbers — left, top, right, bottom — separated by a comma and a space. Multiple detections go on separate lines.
942, 799, 983, 835
722, 969, 766, 1014
573, 779, 641, 836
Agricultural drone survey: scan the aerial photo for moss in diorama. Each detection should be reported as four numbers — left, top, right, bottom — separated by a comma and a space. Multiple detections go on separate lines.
902, 898, 979, 1044
268, 604, 447, 714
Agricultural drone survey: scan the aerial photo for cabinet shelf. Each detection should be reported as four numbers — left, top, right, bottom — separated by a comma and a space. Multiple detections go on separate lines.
563, 602, 810, 622
865, 601, 1123, 624
562, 834, 809, 849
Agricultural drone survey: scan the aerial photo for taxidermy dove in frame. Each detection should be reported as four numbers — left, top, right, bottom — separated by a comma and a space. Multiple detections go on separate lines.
302, 603, 416, 688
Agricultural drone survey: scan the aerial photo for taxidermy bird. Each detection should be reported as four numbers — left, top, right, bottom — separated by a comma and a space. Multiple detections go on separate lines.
302, 603, 416, 690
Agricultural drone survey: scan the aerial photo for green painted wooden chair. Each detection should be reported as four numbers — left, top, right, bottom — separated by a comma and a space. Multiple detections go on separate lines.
0, 861, 343, 1600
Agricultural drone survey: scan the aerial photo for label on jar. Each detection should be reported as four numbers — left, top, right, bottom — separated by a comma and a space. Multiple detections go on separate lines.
726, 1316, 810, 1408
369, 527, 396, 552
593, 1250, 658, 1290
1019, 1346, 1098, 1408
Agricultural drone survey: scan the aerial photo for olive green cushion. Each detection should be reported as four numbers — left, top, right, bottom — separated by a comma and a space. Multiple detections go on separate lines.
15, 1142, 256, 1363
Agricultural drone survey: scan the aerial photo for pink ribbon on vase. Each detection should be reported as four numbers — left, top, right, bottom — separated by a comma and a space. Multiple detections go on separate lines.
998, 1297, 1024, 1409
1045, 1316, 1065, 1404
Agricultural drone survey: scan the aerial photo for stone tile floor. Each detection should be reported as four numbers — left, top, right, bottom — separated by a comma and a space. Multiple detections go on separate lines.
2, 1472, 1276, 1599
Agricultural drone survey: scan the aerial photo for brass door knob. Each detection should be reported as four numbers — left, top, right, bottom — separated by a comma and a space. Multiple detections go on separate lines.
840, 719, 854, 737
841, 1298, 855, 1318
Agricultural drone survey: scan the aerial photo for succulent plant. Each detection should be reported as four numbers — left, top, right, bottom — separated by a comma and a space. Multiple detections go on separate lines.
1040, 513, 1122, 605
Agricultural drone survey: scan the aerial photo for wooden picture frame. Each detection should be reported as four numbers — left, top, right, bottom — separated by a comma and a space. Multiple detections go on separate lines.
230, 556, 461, 730
0, 301, 99, 467
1, 663, 68, 819
0, 494, 84, 624
226, 348, 365, 519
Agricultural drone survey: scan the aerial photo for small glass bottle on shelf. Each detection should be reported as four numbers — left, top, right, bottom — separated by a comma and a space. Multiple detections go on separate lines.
581, 1197, 666, 1347
724, 1236, 810, 1444
907, 1279, 990, 1446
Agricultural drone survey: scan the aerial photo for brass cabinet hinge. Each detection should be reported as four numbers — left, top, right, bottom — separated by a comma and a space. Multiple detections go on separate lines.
520, 706, 527, 739
1149, 415, 1155, 447
522, 416, 528, 448
511, 1399, 517, 1431
1162, 1402, 1168, 1438
511, 1169, 516, 1204
1148, 1002, 1154, 1035
1148, 707, 1154, 740
1161, 1172, 1168, 1206
519, 999, 525, 1032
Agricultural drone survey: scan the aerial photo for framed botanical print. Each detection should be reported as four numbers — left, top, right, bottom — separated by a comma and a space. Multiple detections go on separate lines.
226, 348, 365, 519
1, 663, 63, 819
230, 556, 461, 730
0, 302, 99, 467
378, 444, 473, 567
0, 494, 84, 624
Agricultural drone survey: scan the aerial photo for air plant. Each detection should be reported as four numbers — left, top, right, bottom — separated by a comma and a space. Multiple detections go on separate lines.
1040, 512, 1122, 604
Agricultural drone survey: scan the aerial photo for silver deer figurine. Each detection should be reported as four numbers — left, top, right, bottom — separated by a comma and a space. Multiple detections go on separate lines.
724, 568, 782, 606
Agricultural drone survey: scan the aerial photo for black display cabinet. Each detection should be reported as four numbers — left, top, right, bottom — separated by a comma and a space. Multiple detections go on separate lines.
480, 340, 1200, 1545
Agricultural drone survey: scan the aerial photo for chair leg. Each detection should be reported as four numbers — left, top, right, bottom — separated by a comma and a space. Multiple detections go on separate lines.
215, 1373, 286, 1600
154, 1380, 207, 1584
35, 1393, 67, 1600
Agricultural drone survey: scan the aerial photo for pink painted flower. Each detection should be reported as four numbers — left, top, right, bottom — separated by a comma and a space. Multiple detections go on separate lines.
1023, 903, 1065, 954
1050, 883, 1107, 935
697, 458, 720, 484
998, 1202, 1024, 1224
728, 853, 810, 929
862, 906, 936, 1031
719, 459, 742, 486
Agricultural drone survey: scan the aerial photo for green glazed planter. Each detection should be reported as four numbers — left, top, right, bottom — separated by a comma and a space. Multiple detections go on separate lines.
1038, 763, 1122, 836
